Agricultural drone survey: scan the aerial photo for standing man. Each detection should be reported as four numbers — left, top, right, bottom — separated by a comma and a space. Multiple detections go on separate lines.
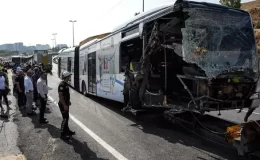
12, 69, 17, 97
0, 70, 9, 110
32, 67, 40, 106
58, 71, 75, 140
24, 69, 35, 116
37, 71, 48, 124
16, 70, 25, 109
37, 72, 48, 124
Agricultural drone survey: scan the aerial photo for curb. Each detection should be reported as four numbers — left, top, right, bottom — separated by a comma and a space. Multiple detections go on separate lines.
0, 154, 26, 160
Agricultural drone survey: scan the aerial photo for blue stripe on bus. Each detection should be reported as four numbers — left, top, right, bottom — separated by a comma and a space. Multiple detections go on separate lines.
115, 79, 124, 86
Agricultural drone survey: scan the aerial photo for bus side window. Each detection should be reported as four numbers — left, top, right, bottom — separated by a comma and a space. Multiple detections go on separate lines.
120, 37, 143, 73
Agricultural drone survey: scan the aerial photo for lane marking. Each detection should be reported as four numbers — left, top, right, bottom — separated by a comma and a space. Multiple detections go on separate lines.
235, 109, 260, 115
48, 96, 128, 160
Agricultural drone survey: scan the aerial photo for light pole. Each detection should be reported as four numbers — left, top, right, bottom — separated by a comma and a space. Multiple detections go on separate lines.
143, 0, 144, 12
51, 39, 55, 50
69, 20, 77, 47
52, 33, 57, 50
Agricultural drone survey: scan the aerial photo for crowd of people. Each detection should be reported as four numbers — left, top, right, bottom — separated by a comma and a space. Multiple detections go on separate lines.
10, 62, 75, 140
0, 61, 75, 140
12, 62, 49, 123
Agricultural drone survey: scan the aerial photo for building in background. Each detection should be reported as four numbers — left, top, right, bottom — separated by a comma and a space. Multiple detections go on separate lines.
0, 43, 51, 53
36, 44, 51, 50
0, 44, 15, 51
14, 42, 24, 51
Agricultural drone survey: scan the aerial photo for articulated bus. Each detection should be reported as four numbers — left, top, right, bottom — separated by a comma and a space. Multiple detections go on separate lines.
11, 55, 34, 65
57, 0, 258, 112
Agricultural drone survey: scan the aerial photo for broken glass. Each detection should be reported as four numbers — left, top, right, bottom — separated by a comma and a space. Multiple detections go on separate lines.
181, 7, 258, 79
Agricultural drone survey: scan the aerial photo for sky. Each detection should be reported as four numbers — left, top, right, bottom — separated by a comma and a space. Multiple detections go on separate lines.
0, 0, 254, 47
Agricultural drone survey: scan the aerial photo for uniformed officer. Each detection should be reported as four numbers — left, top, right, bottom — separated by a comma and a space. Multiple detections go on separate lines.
58, 71, 75, 140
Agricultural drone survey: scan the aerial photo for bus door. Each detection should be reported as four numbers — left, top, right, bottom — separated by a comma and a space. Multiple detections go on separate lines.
88, 52, 96, 94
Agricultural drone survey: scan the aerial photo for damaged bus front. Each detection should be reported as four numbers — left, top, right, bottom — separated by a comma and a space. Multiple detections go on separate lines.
124, 0, 259, 114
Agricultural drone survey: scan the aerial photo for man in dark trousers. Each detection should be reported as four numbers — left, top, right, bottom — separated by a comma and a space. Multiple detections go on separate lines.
37, 71, 48, 124
0, 69, 10, 110
32, 67, 41, 107
15, 70, 26, 109
58, 71, 75, 140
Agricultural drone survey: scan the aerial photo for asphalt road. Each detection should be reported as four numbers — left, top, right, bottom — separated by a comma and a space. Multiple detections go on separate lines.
11, 72, 244, 160
0, 71, 26, 159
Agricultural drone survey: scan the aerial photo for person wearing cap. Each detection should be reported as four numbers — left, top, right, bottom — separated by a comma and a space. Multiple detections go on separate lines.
58, 71, 75, 140
37, 71, 48, 124
24, 69, 36, 116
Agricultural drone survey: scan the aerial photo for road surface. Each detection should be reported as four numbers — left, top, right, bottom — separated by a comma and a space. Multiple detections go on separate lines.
0, 63, 258, 160
12, 73, 241, 160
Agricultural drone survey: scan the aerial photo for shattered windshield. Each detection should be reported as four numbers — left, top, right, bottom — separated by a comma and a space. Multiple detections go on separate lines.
181, 8, 258, 79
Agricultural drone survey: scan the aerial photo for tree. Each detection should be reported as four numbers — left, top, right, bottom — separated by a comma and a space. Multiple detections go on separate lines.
219, 0, 241, 9
255, 21, 260, 29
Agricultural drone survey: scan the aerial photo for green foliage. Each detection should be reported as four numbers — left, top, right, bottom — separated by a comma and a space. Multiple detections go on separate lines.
0, 50, 19, 57
219, 0, 241, 9
255, 21, 260, 29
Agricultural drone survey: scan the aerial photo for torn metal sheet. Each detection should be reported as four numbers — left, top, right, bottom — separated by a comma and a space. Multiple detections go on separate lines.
181, 8, 258, 79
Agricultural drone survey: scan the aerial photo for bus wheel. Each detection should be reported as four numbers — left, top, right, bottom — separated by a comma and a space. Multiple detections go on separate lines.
129, 87, 141, 109
123, 91, 129, 107
82, 82, 87, 96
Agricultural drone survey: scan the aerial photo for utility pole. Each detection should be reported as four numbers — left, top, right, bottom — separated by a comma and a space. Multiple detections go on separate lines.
143, 0, 144, 12
51, 39, 55, 50
69, 20, 77, 47
52, 33, 57, 51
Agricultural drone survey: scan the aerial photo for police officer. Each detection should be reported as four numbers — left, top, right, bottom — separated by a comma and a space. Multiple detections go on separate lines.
58, 71, 75, 140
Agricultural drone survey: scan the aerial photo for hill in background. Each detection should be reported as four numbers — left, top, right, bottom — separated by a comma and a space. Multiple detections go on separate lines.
242, 0, 260, 53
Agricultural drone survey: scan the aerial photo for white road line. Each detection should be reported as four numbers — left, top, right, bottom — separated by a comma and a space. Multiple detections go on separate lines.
235, 109, 260, 115
48, 96, 128, 160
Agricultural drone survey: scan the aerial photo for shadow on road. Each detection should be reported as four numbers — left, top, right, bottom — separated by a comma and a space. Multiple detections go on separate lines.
26, 110, 108, 160
0, 106, 13, 122
64, 136, 109, 160
86, 95, 239, 160
130, 119, 239, 160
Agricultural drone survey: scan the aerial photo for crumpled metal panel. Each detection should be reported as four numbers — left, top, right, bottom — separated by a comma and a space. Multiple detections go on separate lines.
181, 8, 258, 79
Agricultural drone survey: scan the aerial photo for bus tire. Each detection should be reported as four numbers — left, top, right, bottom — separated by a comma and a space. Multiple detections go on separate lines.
123, 91, 129, 107
129, 87, 141, 109
82, 81, 87, 96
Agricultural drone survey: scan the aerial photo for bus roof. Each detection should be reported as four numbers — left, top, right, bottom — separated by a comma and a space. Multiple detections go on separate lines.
112, 2, 175, 32
57, 47, 75, 57
112, 0, 249, 33
76, 0, 250, 50
80, 38, 99, 51
58, 48, 66, 53
62, 47, 75, 53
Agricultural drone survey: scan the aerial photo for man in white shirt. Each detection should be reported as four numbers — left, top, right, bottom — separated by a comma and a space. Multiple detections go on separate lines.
24, 69, 35, 116
37, 71, 48, 124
